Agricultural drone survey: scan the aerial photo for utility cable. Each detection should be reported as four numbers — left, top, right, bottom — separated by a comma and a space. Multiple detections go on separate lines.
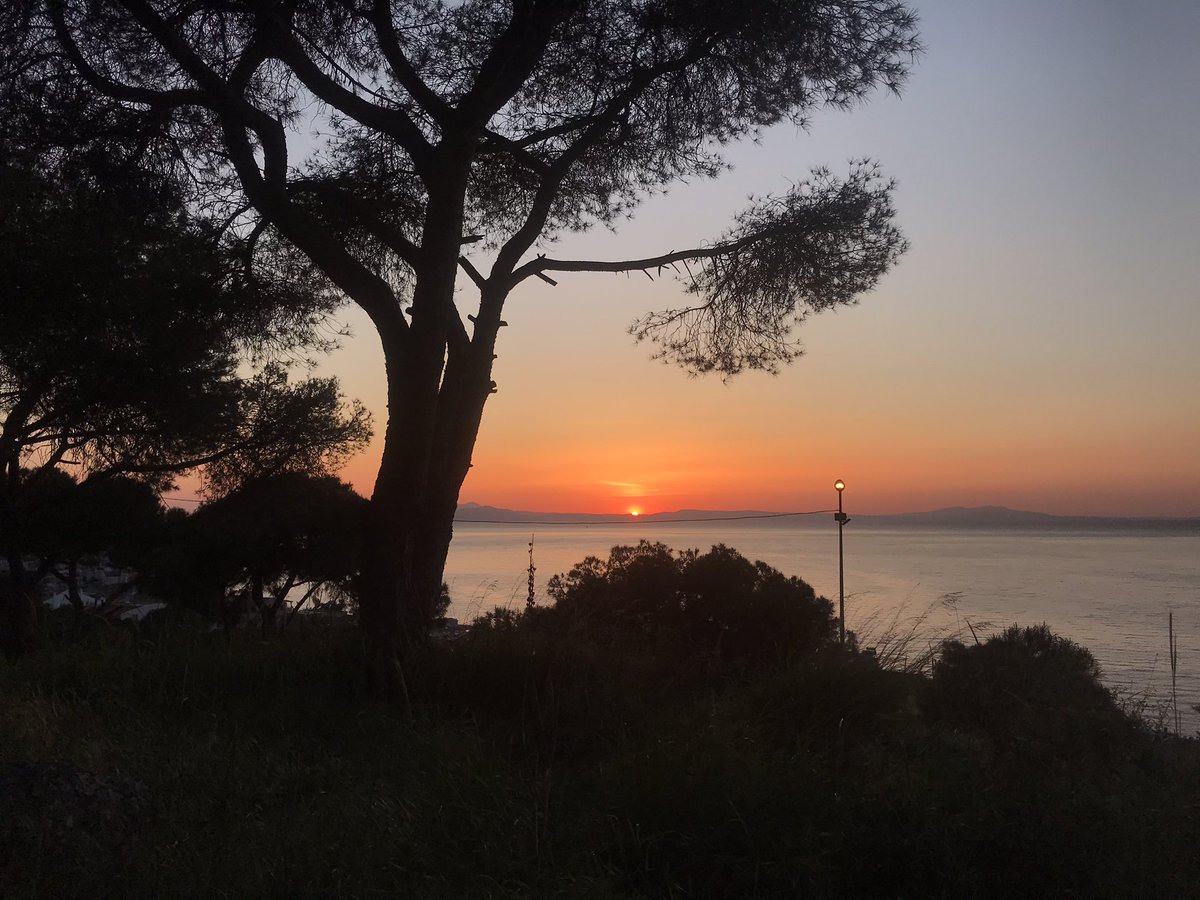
164, 496, 837, 524
455, 509, 837, 525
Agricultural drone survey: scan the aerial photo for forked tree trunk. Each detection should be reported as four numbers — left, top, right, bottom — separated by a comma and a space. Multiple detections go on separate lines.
357, 309, 495, 705
305, 153, 509, 704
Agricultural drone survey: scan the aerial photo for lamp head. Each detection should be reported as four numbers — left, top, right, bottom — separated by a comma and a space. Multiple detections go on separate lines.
834, 479, 846, 492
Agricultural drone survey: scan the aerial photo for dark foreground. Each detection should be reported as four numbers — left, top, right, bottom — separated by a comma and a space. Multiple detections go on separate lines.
3, 615, 1199, 899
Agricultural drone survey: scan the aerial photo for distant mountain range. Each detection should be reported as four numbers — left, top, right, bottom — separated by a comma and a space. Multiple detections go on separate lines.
456, 502, 1199, 532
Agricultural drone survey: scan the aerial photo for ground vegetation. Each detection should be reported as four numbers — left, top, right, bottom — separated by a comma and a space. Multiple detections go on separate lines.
2, 546, 1196, 898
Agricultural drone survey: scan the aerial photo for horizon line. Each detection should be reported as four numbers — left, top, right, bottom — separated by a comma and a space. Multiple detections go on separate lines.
456, 502, 1200, 523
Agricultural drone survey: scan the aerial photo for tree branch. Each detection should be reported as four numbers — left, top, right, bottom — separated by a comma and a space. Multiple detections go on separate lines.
510, 240, 748, 287
219, 120, 408, 350
509, 176, 877, 288
456, 255, 486, 291
368, 0, 451, 128
48, 1, 209, 111
454, 0, 568, 128
288, 177, 421, 269
71, 2, 412, 366
489, 39, 717, 286
117, 0, 278, 134
477, 128, 552, 179
258, 8, 434, 175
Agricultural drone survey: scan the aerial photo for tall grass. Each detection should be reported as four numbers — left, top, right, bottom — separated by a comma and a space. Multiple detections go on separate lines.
850, 591, 970, 675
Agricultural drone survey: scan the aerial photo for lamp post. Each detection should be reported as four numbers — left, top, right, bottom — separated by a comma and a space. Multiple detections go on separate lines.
834, 479, 848, 645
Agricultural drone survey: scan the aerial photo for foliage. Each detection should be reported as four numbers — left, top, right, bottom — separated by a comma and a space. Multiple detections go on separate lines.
545, 541, 836, 661
631, 162, 906, 374
14, 469, 164, 621
196, 365, 372, 499
1, 540, 1197, 896
3, 612, 1197, 899
0, 157, 238, 487
20, 475, 163, 572
929, 623, 1138, 755
0, 140, 370, 653
142, 473, 368, 630
0, 148, 370, 487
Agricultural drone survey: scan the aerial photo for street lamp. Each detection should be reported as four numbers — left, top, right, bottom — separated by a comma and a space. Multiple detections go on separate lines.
834, 479, 849, 645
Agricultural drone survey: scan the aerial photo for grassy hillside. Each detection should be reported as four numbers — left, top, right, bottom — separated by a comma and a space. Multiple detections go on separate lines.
3, 547, 1198, 898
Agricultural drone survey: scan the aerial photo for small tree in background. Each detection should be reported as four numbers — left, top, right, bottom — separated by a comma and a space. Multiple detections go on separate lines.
144, 473, 368, 634
16, 471, 164, 625
548, 541, 685, 635
679, 544, 836, 660
929, 624, 1136, 754
0, 151, 370, 656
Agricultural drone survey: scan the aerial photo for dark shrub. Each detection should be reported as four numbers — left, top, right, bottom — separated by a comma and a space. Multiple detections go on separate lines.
422, 606, 692, 762
679, 544, 835, 661
545, 542, 836, 663
747, 652, 920, 749
546, 541, 683, 635
929, 623, 1137, 756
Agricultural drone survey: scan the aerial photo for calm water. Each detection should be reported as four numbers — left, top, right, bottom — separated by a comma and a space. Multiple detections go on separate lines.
444, 523, 1200, 732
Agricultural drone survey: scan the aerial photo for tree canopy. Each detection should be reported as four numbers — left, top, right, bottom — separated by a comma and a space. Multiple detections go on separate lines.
143, 472, 367, 632
0, 143, 370, 655
0, 155, 370, 492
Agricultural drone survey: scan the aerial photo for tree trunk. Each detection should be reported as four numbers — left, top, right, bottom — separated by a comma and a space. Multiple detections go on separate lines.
353, 155, 495, 705
357, 311, 498, 704
67, 558, 84, 629
1, 453, 37, 655
249, 570, 266, 635
261, 575, 292, 638
1, 554, 37, 658
358, 474, 449, 709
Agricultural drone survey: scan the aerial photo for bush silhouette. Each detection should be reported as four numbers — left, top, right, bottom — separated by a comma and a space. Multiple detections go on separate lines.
679, 544, 836, 660
930, 623, 1136, 754
546, 542, 835, 662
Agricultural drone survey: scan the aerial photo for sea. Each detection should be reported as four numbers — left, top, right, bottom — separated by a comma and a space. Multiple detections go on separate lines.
443, 522, 1200, 734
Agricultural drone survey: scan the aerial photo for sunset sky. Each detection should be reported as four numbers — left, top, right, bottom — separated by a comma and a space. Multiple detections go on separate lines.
322, 0, 1200, 517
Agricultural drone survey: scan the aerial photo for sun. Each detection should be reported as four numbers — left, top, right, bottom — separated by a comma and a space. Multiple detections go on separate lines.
628, 508, 641, 517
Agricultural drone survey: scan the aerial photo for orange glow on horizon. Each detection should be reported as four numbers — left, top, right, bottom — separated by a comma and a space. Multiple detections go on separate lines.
325, 299, 1200, 519
336, 427, 1200, 517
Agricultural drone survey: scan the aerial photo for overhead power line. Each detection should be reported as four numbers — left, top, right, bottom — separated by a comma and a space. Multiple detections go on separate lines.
456, 509, 837, 526
163, 496, 837, 524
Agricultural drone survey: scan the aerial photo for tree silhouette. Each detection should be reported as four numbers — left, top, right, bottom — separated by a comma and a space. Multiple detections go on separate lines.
7, 0, 918, 693
16, 470, 164, 626
0, 152, 370, 656
143, 473, 367, 635
546, 541, 834, 661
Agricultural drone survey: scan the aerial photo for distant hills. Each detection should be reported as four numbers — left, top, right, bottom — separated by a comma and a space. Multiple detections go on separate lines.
456, 503, 796, 525
851, 505, 1198, 531
456, 502, 1199, 532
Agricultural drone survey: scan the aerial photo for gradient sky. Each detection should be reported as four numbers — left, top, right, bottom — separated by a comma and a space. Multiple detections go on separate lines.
319, 0, 1200, 517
